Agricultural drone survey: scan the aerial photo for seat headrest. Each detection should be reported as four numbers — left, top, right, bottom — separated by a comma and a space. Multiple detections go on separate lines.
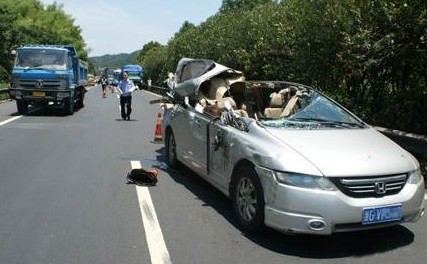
269, 93, 284, 107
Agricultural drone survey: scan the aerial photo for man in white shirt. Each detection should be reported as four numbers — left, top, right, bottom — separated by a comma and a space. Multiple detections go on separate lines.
117, 71, 136, 121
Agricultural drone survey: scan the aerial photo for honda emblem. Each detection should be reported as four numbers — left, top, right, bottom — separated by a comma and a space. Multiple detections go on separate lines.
374, 182, 387, 194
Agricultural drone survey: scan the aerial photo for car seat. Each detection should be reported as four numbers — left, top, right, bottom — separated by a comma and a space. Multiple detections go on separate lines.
263, 92, 285, 118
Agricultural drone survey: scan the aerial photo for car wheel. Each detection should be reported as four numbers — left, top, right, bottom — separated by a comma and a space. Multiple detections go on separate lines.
231, 165, 265, 232
166, 130, 178, 168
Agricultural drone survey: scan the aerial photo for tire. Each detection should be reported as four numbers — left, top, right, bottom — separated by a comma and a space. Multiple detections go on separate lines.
63, 98, 74, 115
77, 90, 85, 109
166, 130, 178, 168
231, 165, 265, 233
16, 100, 28, 115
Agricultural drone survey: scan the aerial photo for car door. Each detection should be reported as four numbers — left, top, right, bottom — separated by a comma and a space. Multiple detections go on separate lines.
206, 120, 233, 189
168, 104, 193, 166
169, 103, 208, 176
188, 110, 211, 177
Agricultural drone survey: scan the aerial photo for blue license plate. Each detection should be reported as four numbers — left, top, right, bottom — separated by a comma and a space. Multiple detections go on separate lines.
362, 204, 403, 225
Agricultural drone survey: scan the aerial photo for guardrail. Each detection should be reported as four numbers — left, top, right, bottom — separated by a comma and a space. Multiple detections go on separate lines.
142, 84, 169, 96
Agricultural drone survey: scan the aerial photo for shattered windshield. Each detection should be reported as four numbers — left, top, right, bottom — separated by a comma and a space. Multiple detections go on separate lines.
259, 89, 366, 129
15, 49, 67, 70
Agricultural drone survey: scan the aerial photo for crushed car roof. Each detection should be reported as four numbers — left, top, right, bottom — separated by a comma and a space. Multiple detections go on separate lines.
172, 58, 244, 97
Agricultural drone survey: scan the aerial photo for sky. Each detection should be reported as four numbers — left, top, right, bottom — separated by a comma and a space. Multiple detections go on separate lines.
39, 0, 223, 57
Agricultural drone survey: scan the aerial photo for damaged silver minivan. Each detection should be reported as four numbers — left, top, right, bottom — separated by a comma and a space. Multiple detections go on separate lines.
159, 58, 425, 235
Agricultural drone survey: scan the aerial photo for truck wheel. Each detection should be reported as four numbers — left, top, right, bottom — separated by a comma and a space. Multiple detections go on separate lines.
16, 100, 28, 115
77, 92, 85, 109
63, 98, 74, 115
77, 88, 86, 109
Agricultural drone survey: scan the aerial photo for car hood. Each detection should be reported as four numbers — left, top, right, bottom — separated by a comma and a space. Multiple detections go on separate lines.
266, 127, 418, 177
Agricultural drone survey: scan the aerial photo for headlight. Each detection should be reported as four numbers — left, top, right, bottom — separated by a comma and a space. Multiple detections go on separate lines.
408, 169, 423, 184
274, 171, 336, 191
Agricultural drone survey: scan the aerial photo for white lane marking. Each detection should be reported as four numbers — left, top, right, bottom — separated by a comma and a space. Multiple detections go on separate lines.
131, 160, 172, 264
425, 193, 427, 200
0, 116, 22, 127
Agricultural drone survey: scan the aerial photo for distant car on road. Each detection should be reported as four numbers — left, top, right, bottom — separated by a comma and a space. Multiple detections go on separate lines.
159, 58, 425, 235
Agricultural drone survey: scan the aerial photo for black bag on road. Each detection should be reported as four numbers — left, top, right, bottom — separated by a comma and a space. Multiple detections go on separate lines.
126, 168, 158, 186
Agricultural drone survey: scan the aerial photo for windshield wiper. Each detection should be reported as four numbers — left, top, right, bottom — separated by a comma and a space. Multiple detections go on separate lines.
288, 118, 365, 128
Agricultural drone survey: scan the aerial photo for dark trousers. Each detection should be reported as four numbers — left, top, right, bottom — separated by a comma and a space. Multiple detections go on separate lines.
120, 95, 132, 119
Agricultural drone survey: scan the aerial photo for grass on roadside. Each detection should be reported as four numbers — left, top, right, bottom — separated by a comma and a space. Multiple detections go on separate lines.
0, 81, 10, 101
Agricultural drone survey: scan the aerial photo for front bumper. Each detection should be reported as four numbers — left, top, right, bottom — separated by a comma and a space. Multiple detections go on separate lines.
258, 169, 425, 235
9, 88, 72, 103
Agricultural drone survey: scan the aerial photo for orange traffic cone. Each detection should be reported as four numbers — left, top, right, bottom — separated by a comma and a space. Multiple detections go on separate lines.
154, 113, 163, 143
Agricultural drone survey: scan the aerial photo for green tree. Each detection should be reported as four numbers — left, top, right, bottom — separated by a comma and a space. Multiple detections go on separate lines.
135, 41, 162, 64
166, 21, 199, 68
0, 0, 88, 84
0, 4, 19, 78
220, 0, 275, 13
337, 0, 427, 132
134, 41, 166, 84
141, 45, 169, 86
141, 0, 427, 134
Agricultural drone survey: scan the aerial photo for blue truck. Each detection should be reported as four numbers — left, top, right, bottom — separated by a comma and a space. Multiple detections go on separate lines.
9, 45, 88, 115
121, 64, 143, 89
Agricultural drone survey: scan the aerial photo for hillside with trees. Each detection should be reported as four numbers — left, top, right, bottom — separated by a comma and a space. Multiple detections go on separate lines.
89, 51, 139, 70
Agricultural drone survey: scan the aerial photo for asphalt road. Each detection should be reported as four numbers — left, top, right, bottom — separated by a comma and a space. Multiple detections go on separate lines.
0, 85, 426, 264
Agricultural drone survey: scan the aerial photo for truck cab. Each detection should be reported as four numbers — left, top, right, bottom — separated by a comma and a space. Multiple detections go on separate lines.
9, 45, 88, 115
